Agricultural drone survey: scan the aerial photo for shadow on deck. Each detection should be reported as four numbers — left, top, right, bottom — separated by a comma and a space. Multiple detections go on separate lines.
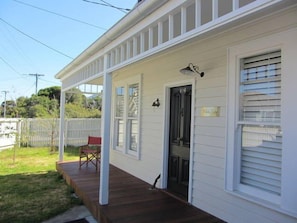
56, 161, 225, 223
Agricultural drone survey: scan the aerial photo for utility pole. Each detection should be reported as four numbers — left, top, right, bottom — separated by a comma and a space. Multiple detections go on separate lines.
1, 90, 9, 118
26, 73, 45, 94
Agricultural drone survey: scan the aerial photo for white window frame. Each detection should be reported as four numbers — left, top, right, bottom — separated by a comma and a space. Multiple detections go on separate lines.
112, 74, 142, 159
114, 86, 125, 151
226, 28, 297, 217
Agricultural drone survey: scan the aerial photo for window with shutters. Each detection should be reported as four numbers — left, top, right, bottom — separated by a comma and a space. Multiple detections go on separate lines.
226, 29, 297, 216
226, 49, 283, 204
113, 75, 141, 158
238, 51, 282, 199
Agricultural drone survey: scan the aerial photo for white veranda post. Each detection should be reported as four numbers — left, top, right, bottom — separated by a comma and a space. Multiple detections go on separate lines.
99, 71, 112, 205
58, 91, 66, 162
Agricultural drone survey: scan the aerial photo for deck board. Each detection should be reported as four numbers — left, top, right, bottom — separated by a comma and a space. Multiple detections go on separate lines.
57, 161, 225, 223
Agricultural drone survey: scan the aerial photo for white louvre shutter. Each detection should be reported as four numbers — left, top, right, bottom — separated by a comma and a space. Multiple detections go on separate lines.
240, 51, 281, 123
239, 51, 282, 195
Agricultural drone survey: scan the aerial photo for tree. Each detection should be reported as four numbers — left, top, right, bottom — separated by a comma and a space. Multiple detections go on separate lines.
86, 95, 102, 110
1, 100, 17, 117
16, 97, 30, 118
12, 86, 101, 118
66, 88, 86, 106
65, 103, 100, 118
38, 86, 61, 102
16, 95, 59, 118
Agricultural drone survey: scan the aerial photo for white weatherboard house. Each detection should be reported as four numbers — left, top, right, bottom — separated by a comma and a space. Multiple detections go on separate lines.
56, 0, 297, 222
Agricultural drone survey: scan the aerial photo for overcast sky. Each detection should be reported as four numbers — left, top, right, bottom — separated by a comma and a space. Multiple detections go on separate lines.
0, 0, 137, 101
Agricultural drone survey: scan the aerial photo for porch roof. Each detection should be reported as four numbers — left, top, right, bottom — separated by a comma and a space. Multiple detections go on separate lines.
57, 161, 226, 223
55, 0, 294, 92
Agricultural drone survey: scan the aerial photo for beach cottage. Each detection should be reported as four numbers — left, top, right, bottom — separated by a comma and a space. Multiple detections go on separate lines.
56, 0, 297, 222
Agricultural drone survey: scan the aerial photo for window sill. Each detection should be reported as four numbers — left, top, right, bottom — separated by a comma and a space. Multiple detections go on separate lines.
113, 147, 140, 160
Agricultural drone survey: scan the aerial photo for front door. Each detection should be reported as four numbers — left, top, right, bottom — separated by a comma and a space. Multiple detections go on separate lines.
167, 85, 191, 199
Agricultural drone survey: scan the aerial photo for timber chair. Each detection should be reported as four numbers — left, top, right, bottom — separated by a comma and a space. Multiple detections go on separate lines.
79, 136, 101, 171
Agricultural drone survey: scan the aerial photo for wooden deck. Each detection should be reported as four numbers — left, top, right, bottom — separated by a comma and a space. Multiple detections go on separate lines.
56, 161, 225, 223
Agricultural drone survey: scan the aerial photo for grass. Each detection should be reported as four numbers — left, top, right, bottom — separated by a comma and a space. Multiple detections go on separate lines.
0, 146, 82, 223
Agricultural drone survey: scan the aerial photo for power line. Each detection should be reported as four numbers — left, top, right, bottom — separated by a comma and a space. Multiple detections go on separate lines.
0, 26, 32, 73
0, 18, 74, 60
0, 56, 21, 75
0, 24, 37, 72
82, 0, 130, 13
12, 0, 108, 31
99, 0, 130, 13
20, 82, 36, 97
39, 77, 60, 85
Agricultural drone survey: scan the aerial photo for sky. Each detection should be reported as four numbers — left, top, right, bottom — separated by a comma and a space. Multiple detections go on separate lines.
0, 0, 137, 102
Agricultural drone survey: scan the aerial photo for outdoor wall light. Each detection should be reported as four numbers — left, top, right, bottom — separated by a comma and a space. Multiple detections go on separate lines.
152, 98, 160, 107
180, 63, 205, 77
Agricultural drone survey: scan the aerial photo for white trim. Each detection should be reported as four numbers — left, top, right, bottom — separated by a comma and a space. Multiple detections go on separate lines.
181, 5, 186, 34
99, 70, 112, 205
226, 28, 297, 217
195, 0, 202, 27
189, 79, 196, 203
161, 78, 196, 204
213, 0, 219, 20
58, 91, 66, 162
61, 72, 104, 92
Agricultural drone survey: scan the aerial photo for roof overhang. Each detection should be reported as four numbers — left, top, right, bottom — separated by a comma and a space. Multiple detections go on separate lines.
55, 0, 169, 80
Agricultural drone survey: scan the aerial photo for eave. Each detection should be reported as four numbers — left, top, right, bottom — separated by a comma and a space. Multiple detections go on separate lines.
55, 0, 169, 80
55, 0, 296, 92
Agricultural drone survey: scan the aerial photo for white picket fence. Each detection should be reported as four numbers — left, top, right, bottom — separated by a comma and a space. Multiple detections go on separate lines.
0, 118, 101, 150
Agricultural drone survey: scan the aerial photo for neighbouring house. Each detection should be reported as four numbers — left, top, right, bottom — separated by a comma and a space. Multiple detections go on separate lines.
55, 0, 297, 222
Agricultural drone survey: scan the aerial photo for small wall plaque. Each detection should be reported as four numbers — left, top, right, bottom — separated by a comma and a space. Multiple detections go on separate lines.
201, 106, 220, 117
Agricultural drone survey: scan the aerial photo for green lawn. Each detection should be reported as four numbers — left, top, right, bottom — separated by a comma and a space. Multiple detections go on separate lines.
0, 146, 81, 223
